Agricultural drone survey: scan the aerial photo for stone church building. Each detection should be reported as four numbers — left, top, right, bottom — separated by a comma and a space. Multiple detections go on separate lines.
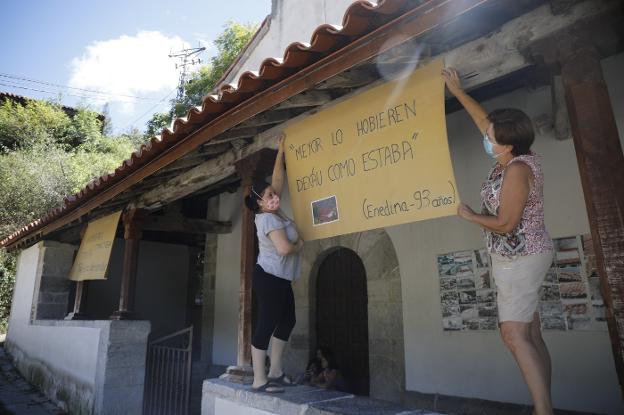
2, 1, 624, 414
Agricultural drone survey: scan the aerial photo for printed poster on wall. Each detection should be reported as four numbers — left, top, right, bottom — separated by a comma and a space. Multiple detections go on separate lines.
69, 211, 122, 281
284, 59, 458, 240
437, 235, 607, 332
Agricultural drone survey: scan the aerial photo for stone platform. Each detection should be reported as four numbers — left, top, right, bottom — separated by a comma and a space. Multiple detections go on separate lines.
202, 378, 442, 415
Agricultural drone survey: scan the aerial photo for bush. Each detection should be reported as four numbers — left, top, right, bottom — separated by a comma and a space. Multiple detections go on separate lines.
0, 249, 16, 334
0, 100, 145, 331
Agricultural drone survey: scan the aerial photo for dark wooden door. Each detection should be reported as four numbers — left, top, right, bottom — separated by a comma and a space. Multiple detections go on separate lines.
317, 248, 369, 396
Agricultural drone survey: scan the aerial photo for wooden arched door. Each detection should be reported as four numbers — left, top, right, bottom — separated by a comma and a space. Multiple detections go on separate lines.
317, 248, 369, 396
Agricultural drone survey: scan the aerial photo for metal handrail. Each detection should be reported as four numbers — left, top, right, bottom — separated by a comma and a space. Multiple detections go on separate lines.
144, 326, 193, 415
149, 326, 193, 347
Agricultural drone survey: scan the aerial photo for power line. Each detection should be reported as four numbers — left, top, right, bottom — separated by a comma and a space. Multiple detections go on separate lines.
0, 72, 162, 102
168, 46, 205, 110
0, 81, 120, 101
120, 88, 177, 132
120, 47, 206, 132
3, 80, 177, 134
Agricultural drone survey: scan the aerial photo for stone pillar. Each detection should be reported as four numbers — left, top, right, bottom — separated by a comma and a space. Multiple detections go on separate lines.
222, 148, 277, 383
559, 45, 624, 396
110, 208, 145, 320
201, 197, 219, 363
94, 320, 151, 415
32, 241, 76, 320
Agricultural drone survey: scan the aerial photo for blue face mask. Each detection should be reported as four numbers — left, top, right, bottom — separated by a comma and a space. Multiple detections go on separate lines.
483, 133, 503, 159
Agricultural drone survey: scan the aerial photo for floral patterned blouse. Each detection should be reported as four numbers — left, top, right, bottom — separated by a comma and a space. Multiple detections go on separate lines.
480, 152, 554, 257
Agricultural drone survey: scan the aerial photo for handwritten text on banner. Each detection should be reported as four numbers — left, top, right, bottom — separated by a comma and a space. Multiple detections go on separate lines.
284, 60, 458, 240
69, 210, 122, 281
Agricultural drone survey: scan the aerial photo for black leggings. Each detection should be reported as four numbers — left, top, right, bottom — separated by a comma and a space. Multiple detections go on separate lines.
252, 264, 296, 350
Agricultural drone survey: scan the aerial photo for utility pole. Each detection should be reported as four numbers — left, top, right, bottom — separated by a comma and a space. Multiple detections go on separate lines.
169, 46, 206, 115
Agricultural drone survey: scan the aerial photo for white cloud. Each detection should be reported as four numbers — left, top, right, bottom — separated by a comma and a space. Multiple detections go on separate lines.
69, 31, 195, 106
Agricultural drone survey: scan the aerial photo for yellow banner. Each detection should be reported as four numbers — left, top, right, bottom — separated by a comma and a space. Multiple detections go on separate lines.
69, 211, 122, 281
284, 60, 458, 240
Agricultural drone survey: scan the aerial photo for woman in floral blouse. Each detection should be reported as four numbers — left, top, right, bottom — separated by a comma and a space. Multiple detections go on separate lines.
443, 67, 555, 415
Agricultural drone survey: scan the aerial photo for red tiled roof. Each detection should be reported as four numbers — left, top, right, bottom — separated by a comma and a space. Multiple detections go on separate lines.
0, 0, 419, 249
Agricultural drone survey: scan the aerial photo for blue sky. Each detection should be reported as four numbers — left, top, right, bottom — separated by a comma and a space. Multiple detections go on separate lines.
0, 0, 271, 134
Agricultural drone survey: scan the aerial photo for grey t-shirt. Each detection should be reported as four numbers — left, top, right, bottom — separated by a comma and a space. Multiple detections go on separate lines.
255, 212, 301, 281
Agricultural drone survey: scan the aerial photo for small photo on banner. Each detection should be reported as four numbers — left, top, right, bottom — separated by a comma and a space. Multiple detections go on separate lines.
311, 195, 339, 226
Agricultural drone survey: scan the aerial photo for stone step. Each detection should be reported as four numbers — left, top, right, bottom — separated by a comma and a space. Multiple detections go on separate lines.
201, 378, 443, 415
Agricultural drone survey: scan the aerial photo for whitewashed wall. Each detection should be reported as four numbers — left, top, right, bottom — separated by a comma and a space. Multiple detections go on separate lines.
223, 0, 358, 86
7, 242, 100, 387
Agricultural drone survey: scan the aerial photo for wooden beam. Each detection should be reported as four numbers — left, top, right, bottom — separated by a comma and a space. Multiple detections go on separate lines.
437, 0, 619, 94
315, 67, 379, 89
143, 216, 232, 234
558, 45, 624, 398
273, 90, 333, 109
136, 150, 238, 209
236, 109, 296, 128
7, 0, 569, 250
156, 154, 211, 174
551, 74, 571, 140
205, 127, 260, 143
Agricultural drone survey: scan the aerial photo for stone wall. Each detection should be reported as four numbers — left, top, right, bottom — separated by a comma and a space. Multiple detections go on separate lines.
285, 228, 405, 403
201, 197, 220, 363
31, 241, 75, 320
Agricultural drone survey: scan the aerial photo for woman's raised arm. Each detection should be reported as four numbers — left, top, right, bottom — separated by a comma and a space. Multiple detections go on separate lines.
442, 68, 489, 135
271, 133, 286, 196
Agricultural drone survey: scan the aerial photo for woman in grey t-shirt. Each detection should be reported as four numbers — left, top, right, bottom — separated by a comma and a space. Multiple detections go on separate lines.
243, 134, 304, 393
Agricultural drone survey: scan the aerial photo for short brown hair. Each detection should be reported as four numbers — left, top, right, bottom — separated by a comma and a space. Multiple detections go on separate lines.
487, 108, 534, 156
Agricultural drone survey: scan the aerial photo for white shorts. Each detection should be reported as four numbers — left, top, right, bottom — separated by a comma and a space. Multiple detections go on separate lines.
490, 252, 554, 323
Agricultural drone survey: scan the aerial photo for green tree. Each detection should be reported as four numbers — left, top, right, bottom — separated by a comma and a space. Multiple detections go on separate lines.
0, 100, 70, 152
145, 111, 173, 137
145, 21, 257, 135
0, 100, 106, 153
182, 21, 257, 110
0, 100, 144, 332
0, 249, 16, 333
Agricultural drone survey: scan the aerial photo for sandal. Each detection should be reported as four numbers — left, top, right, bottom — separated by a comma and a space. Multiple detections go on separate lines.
251, 382, 284, 393
268, 373, 295, 387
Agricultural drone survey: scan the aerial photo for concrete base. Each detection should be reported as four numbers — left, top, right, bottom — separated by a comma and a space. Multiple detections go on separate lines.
5, 319, 150, 415
201, 378, 440, 415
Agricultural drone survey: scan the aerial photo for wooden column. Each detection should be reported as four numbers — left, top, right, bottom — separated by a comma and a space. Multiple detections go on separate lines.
559, 45, 624, 395
110, 208, 145, 320
65, 281, 89, 320
66, 225, 89, 320
223, 148, 277, 382
237, 178, 255, 367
